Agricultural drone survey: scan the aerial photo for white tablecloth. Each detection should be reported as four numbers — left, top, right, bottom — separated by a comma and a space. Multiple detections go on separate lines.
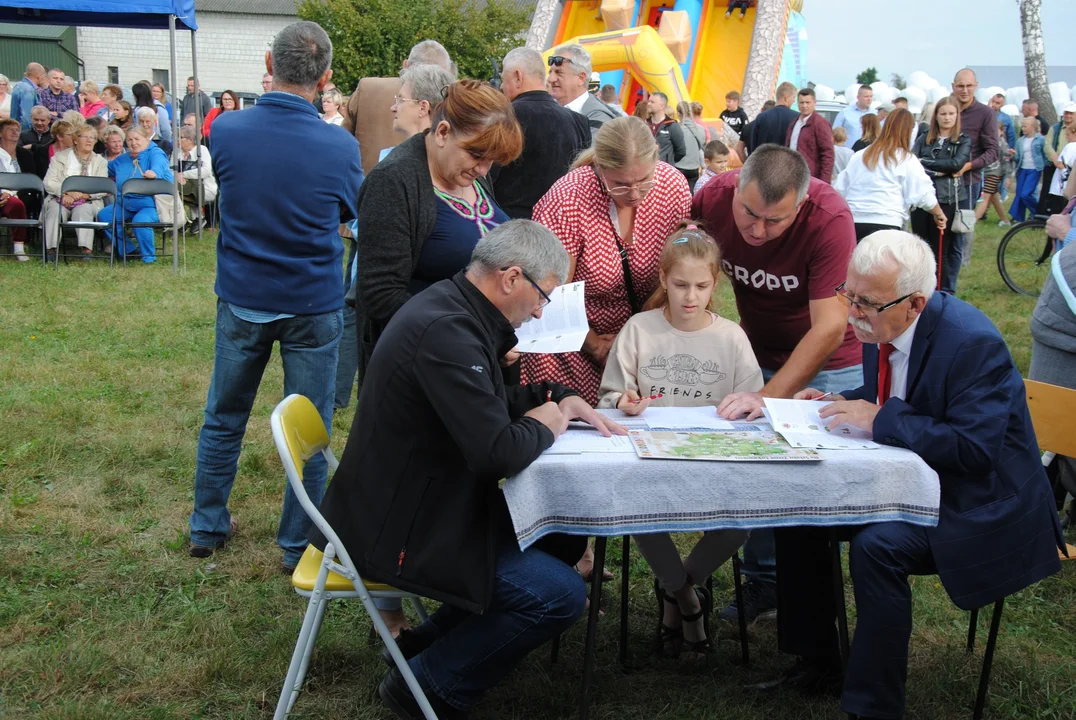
503, 445, 941, 550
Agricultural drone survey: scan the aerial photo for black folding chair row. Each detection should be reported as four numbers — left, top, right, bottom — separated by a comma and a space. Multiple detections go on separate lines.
116, 178, 177, 267
53, 176, 118, 267
0, 173, 44, 262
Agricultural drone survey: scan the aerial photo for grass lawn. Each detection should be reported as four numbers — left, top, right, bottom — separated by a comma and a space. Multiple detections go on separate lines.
1, 217, 1073, 719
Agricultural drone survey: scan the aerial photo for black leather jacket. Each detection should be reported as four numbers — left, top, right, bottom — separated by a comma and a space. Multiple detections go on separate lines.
912, 132, 972, 205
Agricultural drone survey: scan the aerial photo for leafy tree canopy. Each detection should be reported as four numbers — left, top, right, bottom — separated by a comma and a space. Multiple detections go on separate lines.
856, 67, 879, 85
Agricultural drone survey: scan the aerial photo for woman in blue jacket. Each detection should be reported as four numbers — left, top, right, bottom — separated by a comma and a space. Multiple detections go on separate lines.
98, 125, 174, 263
1010, 115, 1047, 223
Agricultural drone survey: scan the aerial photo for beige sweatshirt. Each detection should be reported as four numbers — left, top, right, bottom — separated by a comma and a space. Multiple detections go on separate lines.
597, 308, 763, 409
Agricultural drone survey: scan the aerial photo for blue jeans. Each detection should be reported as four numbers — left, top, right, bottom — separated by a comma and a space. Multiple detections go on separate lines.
190, 300, 342, 566
945, 179, 982, 294
739, 363, 866, 587
1010, 168, 1043, 223
406, 541, 586, 710
99, 195, 158, 263
334, 240, 359, 410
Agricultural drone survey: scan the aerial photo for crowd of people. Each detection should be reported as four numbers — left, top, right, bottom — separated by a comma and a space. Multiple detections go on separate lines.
3, 18, 1074, 720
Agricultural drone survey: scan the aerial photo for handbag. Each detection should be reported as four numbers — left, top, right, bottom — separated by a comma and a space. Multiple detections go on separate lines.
950, 177, 977, 234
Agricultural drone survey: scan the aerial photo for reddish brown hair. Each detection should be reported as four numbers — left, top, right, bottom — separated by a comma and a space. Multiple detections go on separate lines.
863, 108, 915, 170
859, 112, 881, 144
432, 79, 522, 165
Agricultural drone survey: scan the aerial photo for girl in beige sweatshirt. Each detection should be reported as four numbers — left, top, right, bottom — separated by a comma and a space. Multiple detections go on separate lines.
597, 223, 762, 659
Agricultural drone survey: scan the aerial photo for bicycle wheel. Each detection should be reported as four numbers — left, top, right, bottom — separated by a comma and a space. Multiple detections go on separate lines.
997, 219, 1051, 297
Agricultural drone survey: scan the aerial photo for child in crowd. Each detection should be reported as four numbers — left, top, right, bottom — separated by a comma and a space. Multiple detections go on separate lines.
597, 223, 760, 659
1010, 116, 1047, 224
693, 140, 729, 194
976, 120, 1014, 225
720, 90, 749, 138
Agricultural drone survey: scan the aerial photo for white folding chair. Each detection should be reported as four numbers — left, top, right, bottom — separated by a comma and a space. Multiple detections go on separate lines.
270, 394, 435, 719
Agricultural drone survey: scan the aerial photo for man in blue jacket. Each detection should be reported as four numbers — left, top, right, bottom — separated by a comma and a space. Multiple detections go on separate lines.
756, 230, 1064, 719
188, 21, 363, 572
747, 81, 800, 155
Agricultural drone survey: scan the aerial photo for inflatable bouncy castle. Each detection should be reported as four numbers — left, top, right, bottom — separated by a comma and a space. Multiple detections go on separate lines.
528, 0, 808, 125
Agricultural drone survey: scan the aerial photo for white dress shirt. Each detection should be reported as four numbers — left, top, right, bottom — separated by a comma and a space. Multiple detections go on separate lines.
565, 91, 589, 114
882, 315, 921, 402
790, 113, 811, 151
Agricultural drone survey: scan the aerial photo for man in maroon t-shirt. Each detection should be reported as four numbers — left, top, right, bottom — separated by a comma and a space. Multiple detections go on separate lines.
692, 144, 863, 623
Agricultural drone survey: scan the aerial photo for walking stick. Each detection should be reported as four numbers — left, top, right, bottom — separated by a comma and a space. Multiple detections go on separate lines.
937, 227, 944, 291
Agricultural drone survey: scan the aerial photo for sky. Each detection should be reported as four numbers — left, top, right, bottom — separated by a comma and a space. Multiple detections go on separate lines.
803, 0, 1076, 90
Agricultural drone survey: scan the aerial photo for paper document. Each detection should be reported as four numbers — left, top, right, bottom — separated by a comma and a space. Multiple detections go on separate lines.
515, 281, 588, 353
763, 398, 880, 450
546, 428, 636, 454
641, 406, 735, 431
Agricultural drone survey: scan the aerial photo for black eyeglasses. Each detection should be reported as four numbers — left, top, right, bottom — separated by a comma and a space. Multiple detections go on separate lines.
503, 266, 552, 309
547, 56, 568, 68
835, 282, 915, 314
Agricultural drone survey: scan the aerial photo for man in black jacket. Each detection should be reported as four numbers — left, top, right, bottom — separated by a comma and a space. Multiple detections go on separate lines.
313, 220, 624, 719
747, 82, 800, 154
491, 46, 590, 219
646, 91, 686, 165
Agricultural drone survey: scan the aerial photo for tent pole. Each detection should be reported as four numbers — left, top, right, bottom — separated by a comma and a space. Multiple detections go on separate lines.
192, 29, 204, 244
169, 14, 180, 274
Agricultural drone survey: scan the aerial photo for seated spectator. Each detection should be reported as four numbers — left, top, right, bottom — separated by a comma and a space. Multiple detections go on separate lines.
100, 125, 126, 162
48, 120, 77, 161
319, 88, 344, 126
597, 223, 756, 659
42, 123, 108, 262
78, 80, 108, 119
62, 109, 85, 128
19, 105, 52, 176
694, 139, 728, 193
357, 79, 521, 367
111, 101, 134, 132
0, 117, 32, 260
98, 125, 174, 263
175, 126, 217, 229
314, 219, 620, 719
0, 74, 11, 120
834, 109, 946, 242
757, 230, 1063, 718
852, 112, 880, 152
137, 106, 172, 156
85, 115, 106, 154
133, 81, 171, 145
182, 113, 197, 132
151, 82, 172, 120
832, 127, 854, 177
202, 89, 239, 140
100, 84, 123, 122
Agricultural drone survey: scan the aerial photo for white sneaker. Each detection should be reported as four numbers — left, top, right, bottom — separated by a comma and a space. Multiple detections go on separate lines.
998, 220, 1011, 227
14, 251, 29, 262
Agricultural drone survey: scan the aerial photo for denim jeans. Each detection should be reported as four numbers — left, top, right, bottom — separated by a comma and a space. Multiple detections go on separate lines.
945, 179, 982, 292
739, 363, 866, 587
407, 541, 586, 710
190, 300, 342, 566
334, 240, 360, 410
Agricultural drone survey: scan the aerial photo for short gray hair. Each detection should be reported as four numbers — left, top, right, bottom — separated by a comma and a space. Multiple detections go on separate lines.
399, 64, 456, 106
468, 220, 570, 284
321, 88, 343, 106
272, 21, 333, 90
127, 125, 154, 141
502, 47, 545, 81
407, 40, 453, 73
31, 104, 49, 117
100, 124, 126, 143
850, 230, 936, 301
738, 144, 811, 204
178, 126, 197, 142
136, 106, 158, 122
553, 43, 592, 77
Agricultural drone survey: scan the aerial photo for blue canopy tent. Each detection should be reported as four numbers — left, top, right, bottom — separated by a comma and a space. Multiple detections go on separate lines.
0, 0, 201, 271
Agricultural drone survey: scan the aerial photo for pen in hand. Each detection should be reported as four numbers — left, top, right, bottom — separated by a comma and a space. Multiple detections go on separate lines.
631, 393, 664, 404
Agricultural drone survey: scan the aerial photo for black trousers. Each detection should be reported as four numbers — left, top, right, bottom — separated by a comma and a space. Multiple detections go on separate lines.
854, 222, 899, 243
911, 203, 957, 292
776, 524, 938, 719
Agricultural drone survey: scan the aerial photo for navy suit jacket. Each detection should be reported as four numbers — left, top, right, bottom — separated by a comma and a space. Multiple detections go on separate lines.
843, 292, 1063, 610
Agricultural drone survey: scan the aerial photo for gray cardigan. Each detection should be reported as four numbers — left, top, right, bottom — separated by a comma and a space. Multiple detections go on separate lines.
357, 131, 438, 361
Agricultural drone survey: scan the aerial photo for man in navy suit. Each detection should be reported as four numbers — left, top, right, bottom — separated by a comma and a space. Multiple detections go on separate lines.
754, 230, 1064, 719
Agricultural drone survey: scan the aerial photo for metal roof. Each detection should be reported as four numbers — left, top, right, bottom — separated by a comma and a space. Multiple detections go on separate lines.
194, 0, 298, 15
0, 21, 70, 37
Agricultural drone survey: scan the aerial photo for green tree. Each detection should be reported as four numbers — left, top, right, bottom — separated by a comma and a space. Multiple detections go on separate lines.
856, 67, 879, 85
297, 0, 531, 92
890, 73, 906, 90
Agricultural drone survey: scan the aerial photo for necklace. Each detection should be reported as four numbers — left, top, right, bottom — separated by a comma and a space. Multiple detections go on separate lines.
433, 182, 498, 236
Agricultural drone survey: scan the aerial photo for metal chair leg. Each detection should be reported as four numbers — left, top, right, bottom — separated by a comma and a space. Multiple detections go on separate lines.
732, 553, 749, 665
619, 535, 630, 666
274, 581, 330, 719
410, 595, 429, 622
966, 608, 979, 655
578, 537, 607, 720
288, 593, 329, 714
830, 530, 850, 669
973, 599, 1005, 720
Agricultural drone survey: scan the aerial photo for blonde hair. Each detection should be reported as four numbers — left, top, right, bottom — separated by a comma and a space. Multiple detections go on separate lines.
62, 110, 85, 127
572, 116, 658, 171
642, 223, 722, 312
51, 120, 77, 138
81, 79, 99, 95
74, 124, 98, 141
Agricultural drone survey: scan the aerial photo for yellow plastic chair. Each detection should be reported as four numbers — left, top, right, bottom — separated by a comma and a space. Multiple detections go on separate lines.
1025, 379, 1076, 561
270, 394, 436, 719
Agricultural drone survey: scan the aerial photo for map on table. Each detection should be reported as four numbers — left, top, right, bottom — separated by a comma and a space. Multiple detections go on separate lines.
628, 429, 822, 462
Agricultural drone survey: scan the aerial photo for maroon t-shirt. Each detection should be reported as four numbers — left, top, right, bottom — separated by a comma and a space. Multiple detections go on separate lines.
692, 171, 861, 372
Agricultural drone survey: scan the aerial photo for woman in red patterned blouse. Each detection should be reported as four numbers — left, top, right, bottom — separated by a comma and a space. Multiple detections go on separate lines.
522, 116, 692, 404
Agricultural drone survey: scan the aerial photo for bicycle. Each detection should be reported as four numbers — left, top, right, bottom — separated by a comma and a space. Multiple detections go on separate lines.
997, 214, 1054, 297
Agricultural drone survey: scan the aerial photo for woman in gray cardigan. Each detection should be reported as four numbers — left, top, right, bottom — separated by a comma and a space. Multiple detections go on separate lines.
356, 79, 522, 366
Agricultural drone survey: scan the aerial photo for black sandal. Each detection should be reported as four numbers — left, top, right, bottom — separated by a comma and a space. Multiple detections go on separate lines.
679, 585, 715, 659
653, 578, 682, 657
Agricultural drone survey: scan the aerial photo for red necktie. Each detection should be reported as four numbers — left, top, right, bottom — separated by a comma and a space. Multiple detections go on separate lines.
877, 343, 895, 405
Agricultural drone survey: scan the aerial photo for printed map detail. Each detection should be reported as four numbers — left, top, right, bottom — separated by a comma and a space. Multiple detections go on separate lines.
629, 429, 822, 462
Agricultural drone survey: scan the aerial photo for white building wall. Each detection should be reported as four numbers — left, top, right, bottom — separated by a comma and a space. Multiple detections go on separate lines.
77, 11, 298, 97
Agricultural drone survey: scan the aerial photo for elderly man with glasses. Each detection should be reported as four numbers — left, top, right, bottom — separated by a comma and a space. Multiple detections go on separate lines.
313, 219, 624, 719
751, 229, 1064, 719
545, 43, 618, 139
